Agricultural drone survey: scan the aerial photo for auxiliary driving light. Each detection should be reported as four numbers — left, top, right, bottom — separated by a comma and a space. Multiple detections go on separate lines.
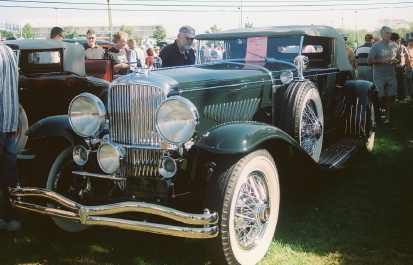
97, 143, 124, 174
158, 156, 177, 179
73, 145, 89, 165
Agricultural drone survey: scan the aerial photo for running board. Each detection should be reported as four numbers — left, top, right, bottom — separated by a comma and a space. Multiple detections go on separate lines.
319, 137, 366, 169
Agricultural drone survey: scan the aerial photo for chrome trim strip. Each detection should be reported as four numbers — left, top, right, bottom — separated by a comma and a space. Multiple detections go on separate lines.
72, 171, 126, 181
10, 187, 219, 239
178, 80, 269, 93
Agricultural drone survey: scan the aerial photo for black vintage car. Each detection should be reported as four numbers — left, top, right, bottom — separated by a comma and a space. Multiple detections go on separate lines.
3, 39, 110, 156
11, 26, 377, 265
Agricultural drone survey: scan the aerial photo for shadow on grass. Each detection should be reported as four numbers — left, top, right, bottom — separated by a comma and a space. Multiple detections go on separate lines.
0, 221, 210, 265
268, 101, 413, 264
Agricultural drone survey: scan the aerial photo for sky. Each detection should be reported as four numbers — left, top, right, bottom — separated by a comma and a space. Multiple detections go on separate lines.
1, 0, 412, 38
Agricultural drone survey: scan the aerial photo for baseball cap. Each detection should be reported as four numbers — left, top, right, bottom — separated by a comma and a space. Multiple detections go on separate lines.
179, 25, 195, 38
341, 33, 348, 40
365, 34, 373, 40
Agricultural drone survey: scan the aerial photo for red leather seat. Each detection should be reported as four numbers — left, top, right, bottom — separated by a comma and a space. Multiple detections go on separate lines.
85, 59, 113, 82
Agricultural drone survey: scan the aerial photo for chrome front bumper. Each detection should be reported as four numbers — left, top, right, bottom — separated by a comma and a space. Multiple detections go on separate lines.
10, 187, 219, 239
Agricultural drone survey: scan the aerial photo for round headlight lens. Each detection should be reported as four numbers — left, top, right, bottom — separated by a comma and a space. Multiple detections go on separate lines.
156, 97, 198, 145
280, 71, 294, 84
69, 93, 106, 137
97, 143, 123, 174
73, 145, 89, 166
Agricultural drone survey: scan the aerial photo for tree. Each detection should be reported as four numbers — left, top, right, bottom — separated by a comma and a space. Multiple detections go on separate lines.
244, 22, 253, 28
64, 26, 78, 39
23, 23, 34, 39
0, 30, 14, 40
119, 25, 134, 37
151, 25, 166, 45
205, 24, 221, 34
131, 33, 144, 45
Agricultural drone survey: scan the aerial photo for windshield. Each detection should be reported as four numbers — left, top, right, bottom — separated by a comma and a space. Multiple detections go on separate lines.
196, 36, 303, 65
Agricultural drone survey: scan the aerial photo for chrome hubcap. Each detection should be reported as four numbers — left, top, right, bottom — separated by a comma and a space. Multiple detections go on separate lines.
234, 173, 269, 250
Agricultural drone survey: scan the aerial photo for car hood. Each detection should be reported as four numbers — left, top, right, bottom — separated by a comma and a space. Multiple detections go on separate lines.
112, 61, 277, 94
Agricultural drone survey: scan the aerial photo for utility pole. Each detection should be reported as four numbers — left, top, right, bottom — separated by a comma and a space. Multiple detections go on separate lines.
107, 0, 112, 40
355, 11, 358, 46
240, 0, 242, 28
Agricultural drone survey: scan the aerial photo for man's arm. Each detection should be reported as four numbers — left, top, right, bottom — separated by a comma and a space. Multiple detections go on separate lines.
367, 53, 398, 65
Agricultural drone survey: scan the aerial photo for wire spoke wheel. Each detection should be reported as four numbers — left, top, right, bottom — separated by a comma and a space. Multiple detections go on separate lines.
234, 172, 270, 250
204, 149, 279, 265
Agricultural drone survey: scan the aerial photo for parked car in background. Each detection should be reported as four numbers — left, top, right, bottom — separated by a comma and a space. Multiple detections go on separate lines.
3, 39, 109, 156
10, 25, 377, 265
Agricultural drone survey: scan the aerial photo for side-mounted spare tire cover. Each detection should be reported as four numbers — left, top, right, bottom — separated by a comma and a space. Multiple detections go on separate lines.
278, 81, 324, 162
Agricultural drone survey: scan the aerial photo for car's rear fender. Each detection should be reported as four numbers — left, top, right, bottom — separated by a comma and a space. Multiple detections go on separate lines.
336, 80, 377, 136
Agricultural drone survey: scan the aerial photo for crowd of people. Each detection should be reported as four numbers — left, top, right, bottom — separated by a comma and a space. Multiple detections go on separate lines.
349, 27, 412, 130
81, 25, 199, 72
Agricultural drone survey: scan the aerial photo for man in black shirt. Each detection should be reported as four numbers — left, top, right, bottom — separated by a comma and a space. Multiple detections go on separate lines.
84, 28, 105, 59
160, 25, 196, 67
104, 31, 130, 75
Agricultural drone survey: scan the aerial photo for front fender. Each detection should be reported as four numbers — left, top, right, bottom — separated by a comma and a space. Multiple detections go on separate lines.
195, 122, 301, 154
25, 115, 79, 147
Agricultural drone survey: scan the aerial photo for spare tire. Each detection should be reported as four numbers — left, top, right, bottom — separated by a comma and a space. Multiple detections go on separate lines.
278, 81, 324, 162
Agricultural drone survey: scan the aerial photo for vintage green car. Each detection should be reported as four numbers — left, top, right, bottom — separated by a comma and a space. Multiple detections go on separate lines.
11, 25, 377, 265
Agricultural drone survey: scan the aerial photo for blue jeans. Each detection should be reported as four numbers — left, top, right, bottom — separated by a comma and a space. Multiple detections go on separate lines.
0, 132, 19, 222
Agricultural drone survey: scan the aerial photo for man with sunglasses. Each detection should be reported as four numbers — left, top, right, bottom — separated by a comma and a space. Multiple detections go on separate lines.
84, 29, 105, 59
159, 25, 196, 67
50, 27, 64, 40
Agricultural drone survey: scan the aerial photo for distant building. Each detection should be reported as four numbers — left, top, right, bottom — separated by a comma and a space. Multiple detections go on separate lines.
32, 24, 156, 39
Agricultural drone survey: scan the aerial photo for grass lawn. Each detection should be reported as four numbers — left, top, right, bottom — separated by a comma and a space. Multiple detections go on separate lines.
1, 100, 412, 265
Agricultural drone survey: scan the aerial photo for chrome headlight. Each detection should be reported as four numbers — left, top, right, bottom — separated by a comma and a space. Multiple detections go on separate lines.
68, 93, 106, 137
280, 71, 293, 84
73, 145, 89, 165
97, 143, 124, 174
156, 97, 198, 145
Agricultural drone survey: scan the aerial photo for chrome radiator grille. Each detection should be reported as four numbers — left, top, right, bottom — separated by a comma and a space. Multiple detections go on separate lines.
120, 148, 163, 178
109, 84, 166, 145
109, 84, 166, 178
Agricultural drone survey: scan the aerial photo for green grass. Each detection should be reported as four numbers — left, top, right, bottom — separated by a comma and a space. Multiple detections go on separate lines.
1, 100, 413, 265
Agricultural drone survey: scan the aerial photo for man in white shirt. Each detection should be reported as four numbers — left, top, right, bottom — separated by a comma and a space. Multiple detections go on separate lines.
128, 39, 146, 69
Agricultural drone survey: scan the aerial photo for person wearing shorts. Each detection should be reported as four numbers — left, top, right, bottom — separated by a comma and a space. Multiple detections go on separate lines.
368, 26, 401, 129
